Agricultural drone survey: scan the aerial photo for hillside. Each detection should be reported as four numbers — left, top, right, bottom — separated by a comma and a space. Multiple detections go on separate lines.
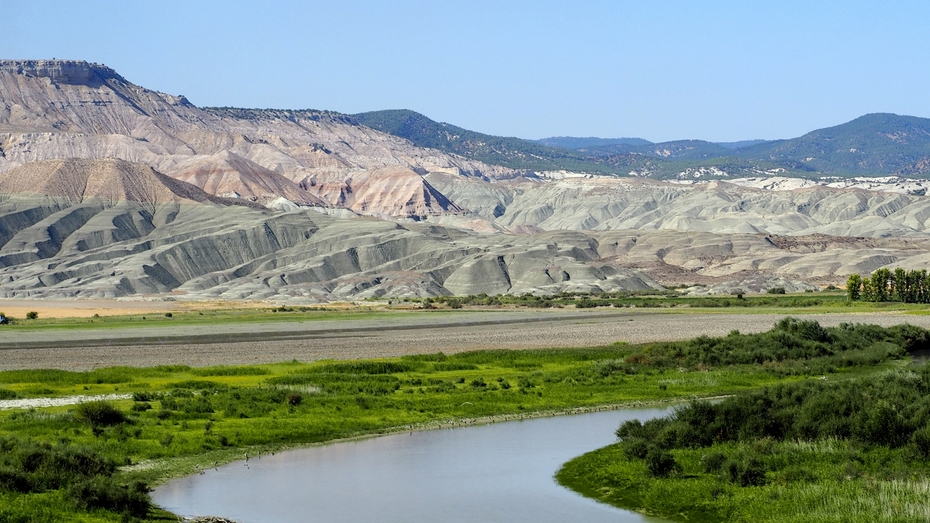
358, 109, 930, 179
735, 113, 930, 175
535, 136, 652, 149
351, 109, 650, 175
0, 60, 514, 218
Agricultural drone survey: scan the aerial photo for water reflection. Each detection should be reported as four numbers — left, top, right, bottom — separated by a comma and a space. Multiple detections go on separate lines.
154, 408, 672, 523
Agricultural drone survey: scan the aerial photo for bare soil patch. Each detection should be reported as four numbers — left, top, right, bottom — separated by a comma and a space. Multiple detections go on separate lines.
2, 310, 928, 371
0, 298, 253, 319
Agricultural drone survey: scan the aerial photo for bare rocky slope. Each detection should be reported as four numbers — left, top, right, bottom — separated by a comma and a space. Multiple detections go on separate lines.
2, 60, 929, 300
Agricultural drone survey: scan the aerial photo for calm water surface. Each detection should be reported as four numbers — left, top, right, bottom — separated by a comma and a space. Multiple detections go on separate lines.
153, 408, 672, 523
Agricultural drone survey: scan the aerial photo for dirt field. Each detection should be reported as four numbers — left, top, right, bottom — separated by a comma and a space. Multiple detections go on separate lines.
0, 298, 253, 319
2, 309, 929, 371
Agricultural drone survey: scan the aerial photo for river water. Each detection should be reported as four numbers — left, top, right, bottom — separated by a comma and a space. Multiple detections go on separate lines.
153, 407, 672, 523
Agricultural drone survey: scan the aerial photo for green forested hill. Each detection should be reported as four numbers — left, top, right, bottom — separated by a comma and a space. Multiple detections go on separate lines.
734, 113, 930, 175
351, 109, 644, 175
353, 110, 930, 179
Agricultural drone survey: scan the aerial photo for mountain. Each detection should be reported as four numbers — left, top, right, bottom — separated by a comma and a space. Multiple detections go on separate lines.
734, 113, 930, 176
580, 140, 735, 161
351, 109, 648, 175
5, 60, 930, 301
0, 60, 513, 218
356, 109, 930, 180
716, 140, 769, 150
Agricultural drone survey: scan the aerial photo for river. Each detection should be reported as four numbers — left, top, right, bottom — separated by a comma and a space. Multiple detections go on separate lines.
153, 407, 672, 523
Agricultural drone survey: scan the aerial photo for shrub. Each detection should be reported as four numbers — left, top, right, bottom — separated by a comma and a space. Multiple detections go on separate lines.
910, 425, 930, 459
286, 393, 303, 406
767, 287, 786, 295
622, 439, 651, 459
25, 311, 38, 320
66, 477, 151, 518
131, 391, 156, 402
645, 447, 677, 477
73, 401, 126, 432
130, 402, 151, 413
701, 451, 728, 473
725, 456, 767, 486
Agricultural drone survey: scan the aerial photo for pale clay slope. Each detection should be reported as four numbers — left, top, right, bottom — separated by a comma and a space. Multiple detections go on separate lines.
425, 174, 930, 238
0, 158, 663, 300
1, 158, 927, 301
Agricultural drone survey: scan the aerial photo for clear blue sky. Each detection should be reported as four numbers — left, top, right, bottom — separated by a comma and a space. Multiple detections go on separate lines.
3, 1, 928, 142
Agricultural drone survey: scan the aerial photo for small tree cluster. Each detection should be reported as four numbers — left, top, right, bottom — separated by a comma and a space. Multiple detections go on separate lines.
847, 268, 930, 303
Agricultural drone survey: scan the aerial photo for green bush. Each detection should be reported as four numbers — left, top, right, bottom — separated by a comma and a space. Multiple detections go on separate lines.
645, 447, 677, 477
25, 311, 38, 320
73, 401, 126, 431
701, 451, 727, 473
66, 477, 151, 518
725, 456, 766, 486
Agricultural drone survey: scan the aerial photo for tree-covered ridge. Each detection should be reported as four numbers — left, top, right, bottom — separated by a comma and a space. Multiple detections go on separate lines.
735, 113, 930, 176
352, 109, 645, 175
535, 136, 653, 149
355, 110, 930, 179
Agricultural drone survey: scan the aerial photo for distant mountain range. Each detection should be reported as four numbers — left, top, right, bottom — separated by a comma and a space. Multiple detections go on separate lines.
354, 110, 930, 179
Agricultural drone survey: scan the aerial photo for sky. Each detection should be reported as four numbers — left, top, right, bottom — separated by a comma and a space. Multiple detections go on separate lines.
2, 1, 928, 142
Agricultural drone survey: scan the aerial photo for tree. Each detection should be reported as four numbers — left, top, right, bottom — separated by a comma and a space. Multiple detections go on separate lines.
871, 268, 891, 302
894, 268, 907, 302
846, 274, 862, 301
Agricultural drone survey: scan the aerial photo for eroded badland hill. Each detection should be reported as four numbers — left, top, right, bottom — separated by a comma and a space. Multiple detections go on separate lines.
2, 60, 929, 301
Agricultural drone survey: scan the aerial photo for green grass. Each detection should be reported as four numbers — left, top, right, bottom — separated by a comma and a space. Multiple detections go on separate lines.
0, 319, 924, 522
